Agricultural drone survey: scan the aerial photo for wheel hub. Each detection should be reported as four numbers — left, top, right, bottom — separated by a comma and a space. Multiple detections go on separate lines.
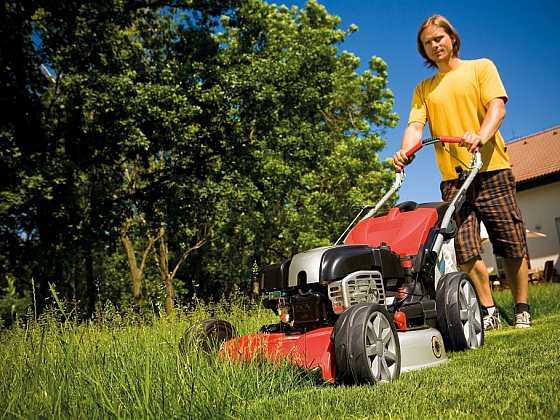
376, 339, 384, 355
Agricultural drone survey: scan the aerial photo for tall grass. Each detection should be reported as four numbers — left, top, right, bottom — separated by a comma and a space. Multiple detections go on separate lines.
1, 283, 559, 419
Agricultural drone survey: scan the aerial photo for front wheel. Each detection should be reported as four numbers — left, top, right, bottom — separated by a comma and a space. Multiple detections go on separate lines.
333, 303, 401, 385
436, 272, 484, 351
179, 318, 235, 356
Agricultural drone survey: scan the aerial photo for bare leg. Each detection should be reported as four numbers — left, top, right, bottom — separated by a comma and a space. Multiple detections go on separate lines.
461, 256, 494, 307
503, 256, 528, 304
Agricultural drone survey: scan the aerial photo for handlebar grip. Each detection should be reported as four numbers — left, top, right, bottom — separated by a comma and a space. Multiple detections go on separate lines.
395, 141, 422, 173
396, 135, 467, 173
405, 142, 423, 158
439, 136, 461, 143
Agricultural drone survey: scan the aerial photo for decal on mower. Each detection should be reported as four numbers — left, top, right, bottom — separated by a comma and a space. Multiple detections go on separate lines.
432, 336, 443, 358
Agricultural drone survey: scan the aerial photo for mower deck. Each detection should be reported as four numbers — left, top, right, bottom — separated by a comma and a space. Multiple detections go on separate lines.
223, 326, 448, 383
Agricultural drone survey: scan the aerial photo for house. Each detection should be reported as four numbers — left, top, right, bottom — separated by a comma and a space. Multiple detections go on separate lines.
481, 125, 560, 280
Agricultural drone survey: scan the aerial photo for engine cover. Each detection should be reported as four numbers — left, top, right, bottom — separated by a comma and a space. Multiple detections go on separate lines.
288, 244, 403, 287
260, 244, 404, 292
260, 258, 292, 290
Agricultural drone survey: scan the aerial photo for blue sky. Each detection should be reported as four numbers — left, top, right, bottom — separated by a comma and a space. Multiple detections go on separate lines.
291, 0, 560, 203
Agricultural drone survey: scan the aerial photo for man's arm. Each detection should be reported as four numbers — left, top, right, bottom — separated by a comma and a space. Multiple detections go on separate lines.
461, 97, 506, 152
392, 122, 424, 170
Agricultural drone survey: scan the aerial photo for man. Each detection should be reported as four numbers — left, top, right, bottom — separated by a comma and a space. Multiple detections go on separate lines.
392, 15, 531, 329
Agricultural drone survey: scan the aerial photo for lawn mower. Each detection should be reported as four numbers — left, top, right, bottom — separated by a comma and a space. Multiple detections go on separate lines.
180, 136, 484, 385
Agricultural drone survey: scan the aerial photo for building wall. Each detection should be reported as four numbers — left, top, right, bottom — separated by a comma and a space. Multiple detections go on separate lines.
517, 181, 560, 273
481, 180, 560, 276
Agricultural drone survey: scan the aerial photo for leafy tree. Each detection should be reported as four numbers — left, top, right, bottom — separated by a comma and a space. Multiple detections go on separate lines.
32, 1, 244, 314
190, 0, 398, 297
0, 0, 398, 319
0, 0, 69, 315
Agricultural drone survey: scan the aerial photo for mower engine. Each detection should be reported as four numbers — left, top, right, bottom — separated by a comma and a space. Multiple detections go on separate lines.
260, 243, 408, 331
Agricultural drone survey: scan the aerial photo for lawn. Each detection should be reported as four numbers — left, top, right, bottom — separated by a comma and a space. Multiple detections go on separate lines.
1, 283, 559, 419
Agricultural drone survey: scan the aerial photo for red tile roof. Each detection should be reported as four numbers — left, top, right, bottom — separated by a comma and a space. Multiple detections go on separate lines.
506, 126, 560, 183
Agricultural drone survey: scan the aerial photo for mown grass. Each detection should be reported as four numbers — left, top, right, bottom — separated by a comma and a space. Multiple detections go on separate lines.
1, 283, 559, 419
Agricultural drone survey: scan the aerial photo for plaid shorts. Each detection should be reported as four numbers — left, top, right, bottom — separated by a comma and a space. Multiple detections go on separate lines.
440, 169, 527, 265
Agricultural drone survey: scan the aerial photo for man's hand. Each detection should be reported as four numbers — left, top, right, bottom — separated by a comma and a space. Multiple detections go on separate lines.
460, 131, 482, 153
394, 122, 424, 170
392, 149, 415, 171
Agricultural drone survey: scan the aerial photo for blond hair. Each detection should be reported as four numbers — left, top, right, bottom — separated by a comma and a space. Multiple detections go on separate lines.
417, 15, 461, 69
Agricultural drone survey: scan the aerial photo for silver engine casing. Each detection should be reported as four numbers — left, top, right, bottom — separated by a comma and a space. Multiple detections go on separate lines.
288, 246, 387, 314
287, 246, 333, 286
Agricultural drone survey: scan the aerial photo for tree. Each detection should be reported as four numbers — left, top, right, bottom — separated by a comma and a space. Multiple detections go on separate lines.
23, 0, 243, 314
190, 0, 398, 296
0, 0, 399, 319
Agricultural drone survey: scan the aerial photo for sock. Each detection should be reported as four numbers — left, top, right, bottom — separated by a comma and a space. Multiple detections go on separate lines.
482, 306, 496, 317
515, 303, 529, 313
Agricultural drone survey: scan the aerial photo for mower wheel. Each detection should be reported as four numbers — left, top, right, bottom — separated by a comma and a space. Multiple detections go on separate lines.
333, 303, 401, 385
179, 318, 235, 356
436, 272, 484, 351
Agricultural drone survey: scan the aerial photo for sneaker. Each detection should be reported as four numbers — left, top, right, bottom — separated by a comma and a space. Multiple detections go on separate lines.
515, 311, 532, 328
483, 313, 502, 331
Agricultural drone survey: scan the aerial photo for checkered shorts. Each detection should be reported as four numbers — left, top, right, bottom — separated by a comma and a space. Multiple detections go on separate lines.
440, 169, 527, 265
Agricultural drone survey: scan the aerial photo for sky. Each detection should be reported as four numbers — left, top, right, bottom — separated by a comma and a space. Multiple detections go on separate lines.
290, 0, 560, 203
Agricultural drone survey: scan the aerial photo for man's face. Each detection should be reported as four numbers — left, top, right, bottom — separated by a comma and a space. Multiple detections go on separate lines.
420, 24, 456, 65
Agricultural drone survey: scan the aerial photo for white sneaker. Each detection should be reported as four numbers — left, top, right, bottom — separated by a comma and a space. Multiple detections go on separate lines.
515, 310, 532, 328
483, 313, 501, 331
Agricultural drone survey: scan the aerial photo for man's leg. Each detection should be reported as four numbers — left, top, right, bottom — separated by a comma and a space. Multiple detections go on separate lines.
503, 256, 531, 327
503, 256, 528, 304
461, 255, 493, 307
461, 255, 501, 330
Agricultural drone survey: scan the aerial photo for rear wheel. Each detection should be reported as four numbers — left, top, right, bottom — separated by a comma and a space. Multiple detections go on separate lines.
179, 318, 235, 356
436, 272, 484, 350
334, 303, 401, 385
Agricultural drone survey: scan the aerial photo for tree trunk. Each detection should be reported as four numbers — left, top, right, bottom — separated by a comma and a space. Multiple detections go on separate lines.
121, 233, 144, 309
120, 217, 162, 311
163, 274, 174, 315
153, 224, 210, 315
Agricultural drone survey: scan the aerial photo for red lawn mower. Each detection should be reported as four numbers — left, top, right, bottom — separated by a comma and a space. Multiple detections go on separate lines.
180, 136, 485, 385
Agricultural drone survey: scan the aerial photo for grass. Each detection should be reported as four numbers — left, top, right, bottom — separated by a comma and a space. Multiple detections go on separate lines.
1, 283, 559, 419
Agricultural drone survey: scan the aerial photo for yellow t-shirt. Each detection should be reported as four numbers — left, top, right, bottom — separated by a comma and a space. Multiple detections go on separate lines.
408, 59, 510, 181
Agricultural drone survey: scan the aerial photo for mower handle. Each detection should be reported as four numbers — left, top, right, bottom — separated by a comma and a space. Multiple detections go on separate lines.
404, 136, 461, 158
398, 136, 462, 172
336, 136, 478, 242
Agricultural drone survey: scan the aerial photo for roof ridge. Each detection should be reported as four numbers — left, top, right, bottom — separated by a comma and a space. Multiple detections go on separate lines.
507, 124, 560, 145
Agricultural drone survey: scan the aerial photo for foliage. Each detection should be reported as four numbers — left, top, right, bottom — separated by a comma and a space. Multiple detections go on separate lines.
192, 0, 398, 297
0, 0, 398, 319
